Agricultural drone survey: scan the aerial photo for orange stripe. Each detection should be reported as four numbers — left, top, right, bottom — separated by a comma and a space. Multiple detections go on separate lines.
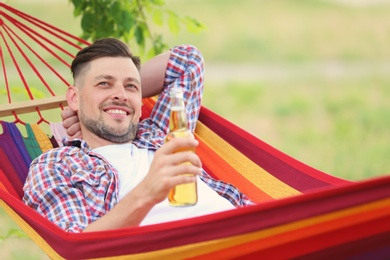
0, 182, 8, 192
196, 121, 300, 199
196, 136, 273, 202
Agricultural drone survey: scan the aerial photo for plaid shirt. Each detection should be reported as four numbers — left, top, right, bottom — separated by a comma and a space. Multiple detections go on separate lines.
23, 45, 253, 233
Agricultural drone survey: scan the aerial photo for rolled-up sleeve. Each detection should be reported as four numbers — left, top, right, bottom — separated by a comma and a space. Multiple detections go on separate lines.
23, 147, 117, 233
150, 45, 205, 134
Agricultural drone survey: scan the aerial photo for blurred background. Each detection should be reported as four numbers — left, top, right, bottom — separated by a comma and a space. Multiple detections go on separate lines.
1, 0, 390, 258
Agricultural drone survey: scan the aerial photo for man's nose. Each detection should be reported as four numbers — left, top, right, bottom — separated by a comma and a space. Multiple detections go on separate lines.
112, 85, 128, 101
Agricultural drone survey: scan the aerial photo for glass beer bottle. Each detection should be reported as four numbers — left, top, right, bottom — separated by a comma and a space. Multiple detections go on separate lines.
164, 87, 198, 207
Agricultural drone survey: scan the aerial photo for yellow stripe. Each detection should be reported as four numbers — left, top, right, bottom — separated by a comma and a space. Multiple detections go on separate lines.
195, 121, 300, 199
0, 199, 64, 260
31, 123, 53, 153
96, 197, 390, 259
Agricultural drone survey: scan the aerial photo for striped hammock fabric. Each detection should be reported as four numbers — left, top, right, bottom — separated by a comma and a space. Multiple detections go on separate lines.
1, 3, 390, 259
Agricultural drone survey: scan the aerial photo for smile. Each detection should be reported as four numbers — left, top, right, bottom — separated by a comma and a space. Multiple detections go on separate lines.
105, 109, 128, 115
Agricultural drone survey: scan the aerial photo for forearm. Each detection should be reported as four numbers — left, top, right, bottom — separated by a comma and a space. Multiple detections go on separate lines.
140, 51, 171, 98
83, 187, 155, 232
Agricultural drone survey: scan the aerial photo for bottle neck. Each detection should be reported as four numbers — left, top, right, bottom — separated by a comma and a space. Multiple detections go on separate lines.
169, 105, 188, 131
169, 88, 189, 132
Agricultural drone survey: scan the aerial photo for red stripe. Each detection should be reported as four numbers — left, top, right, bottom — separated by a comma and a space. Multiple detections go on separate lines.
295, 231, 390, 259
0, 149, 23, 199
141, 98, 155, 120
0, 169, 19, 197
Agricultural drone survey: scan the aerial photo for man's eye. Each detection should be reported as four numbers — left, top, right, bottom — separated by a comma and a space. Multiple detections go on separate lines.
126, 84, 138, 90
98, 82, 109, 86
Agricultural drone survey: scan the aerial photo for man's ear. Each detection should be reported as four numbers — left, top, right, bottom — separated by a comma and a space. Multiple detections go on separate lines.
66, 86, 79, 112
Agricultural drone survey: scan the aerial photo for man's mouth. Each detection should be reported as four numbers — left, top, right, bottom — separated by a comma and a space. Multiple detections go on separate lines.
105, 109, 128, 115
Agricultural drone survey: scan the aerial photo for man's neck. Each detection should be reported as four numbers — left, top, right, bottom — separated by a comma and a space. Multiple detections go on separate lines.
82, 131, 132, 149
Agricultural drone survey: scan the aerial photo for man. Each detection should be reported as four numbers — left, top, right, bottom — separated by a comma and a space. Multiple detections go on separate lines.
23, 38, 252, 233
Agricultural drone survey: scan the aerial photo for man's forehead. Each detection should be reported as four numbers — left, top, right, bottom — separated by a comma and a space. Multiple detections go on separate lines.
93, 74, 141, 84
87, 57, 140, 77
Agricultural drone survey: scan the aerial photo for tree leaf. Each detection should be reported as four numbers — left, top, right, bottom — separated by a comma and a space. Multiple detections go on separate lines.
167, 12, 180, 35
120, 10, 135, 32
80, 11, 95, 34
7, 228, 28, 239
134, 25, 145, 47
152, 9, 164, 26
69, 0, 204, 57
184, 16, 206, 34
109, 1, 121, 14
149, 0, 165, 6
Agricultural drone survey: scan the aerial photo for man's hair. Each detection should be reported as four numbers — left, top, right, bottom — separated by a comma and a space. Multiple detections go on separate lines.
71, 38, 141, 81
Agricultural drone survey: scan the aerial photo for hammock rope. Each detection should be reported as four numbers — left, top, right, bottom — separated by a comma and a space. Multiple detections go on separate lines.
0, 2, 89, 121
4, 19, 71, 86
1, 3, 89, 49
0, 35, 11, 103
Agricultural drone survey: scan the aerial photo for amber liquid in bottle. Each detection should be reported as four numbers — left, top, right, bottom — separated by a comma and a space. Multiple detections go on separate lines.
164, 88, 198, 207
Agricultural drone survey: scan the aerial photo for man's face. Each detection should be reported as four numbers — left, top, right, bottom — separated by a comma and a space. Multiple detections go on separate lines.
73, 56, 142, 144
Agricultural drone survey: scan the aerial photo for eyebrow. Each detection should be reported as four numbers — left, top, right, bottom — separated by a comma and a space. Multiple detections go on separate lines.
94, 74, 140, 85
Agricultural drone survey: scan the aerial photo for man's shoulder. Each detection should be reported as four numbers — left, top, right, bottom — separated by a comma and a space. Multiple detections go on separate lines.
31, 145, 82, 164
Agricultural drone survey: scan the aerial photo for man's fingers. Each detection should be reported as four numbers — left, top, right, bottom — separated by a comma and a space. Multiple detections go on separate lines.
161, 137, 199, 154
170, 151, 202, 168
61, 107, 75, 120
67, 123, 81, 138
63, 115, 79, 129
169, 174, 198, 187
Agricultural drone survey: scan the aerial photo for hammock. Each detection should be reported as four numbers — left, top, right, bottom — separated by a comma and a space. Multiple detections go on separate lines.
1, 3, 390, 259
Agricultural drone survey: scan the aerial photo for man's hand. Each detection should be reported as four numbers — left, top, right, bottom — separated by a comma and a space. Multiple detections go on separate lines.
61, 107, 82, 139
134, 137, 202, 206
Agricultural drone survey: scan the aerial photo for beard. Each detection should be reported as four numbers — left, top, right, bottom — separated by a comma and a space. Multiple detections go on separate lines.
79, 101, 138, 143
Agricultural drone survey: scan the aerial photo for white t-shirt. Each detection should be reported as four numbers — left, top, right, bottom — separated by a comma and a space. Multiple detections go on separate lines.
93, 143, 235, 226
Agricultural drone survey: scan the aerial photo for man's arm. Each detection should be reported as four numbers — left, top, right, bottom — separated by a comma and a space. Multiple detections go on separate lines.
140, 51, 171, 97
142, 45, 205, 135
23, 149, 94, 233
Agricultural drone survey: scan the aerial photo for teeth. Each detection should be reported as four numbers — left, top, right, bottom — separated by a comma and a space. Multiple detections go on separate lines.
106, 109, 127, 115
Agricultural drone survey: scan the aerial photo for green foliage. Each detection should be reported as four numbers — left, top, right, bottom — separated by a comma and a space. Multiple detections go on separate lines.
0, 87, 45, 101
0, 228, 28, 243
68, 0, 205, 58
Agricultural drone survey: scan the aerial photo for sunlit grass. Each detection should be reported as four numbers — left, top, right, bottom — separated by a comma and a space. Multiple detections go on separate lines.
203, 72, 390, 180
